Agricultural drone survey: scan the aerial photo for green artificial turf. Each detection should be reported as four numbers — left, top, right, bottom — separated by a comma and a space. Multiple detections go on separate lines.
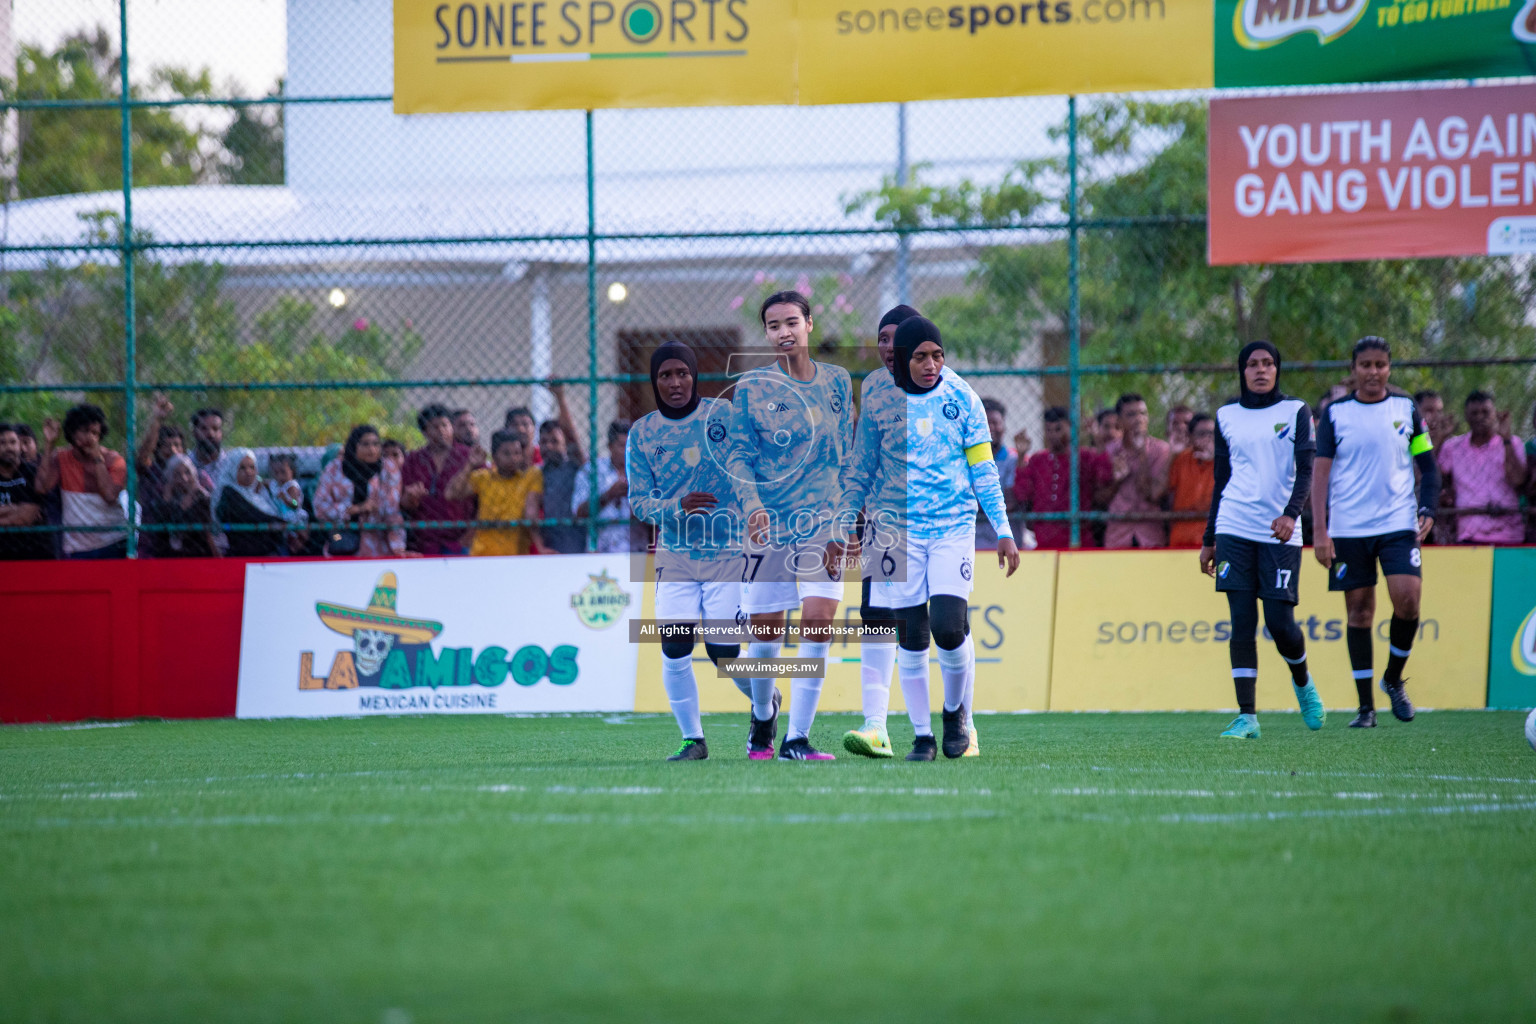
2, 711, 1534, 1023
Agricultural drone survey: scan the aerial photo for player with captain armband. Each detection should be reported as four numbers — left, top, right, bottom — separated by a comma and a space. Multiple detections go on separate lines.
724, 291, 856, 760
1199, 341, 1325, 740
626, 341, 753, 761
835, 316, 1019, 761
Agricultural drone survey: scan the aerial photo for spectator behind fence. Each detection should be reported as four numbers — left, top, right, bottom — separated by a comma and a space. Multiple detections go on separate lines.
504, 406, 543, 465
573, 419, 636, 553
190, 407, 230, 491
1437, 391, 1527, 545
1102, 393, 1172, 549
976, 397, 1019, 549
1415, 389, 1457, 450
35, 404, 128, 559
1165, 412, 1216, 548
15, 423, 38, 466
0, 423, 50, 561
216, 448, 290, 557
452, 409, 480, 449
263, 453, 304, 513
1092, 408, 1121, 450
150, 454, 219, 558
1166, 404, 1194, 454
400, 403, 474, 556
447, 430, 543, 556
1013, 428, 1031, 464
135, 393, 186, 557
536, 382, 585, 554
1016, 406, 1111, 550
314, 425, 406, 558
381, 439, 406, 469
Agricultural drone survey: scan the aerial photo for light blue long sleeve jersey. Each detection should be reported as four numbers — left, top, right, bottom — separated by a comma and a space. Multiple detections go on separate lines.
626, 397, 740, 560
725, 360, 855, 543
841, 368, 1012, 542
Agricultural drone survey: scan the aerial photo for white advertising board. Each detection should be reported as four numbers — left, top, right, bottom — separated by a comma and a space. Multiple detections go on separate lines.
236, 555, 642, 718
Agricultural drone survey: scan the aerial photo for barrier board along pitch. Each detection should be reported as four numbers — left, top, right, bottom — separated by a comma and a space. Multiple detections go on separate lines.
236, 555, 643, 717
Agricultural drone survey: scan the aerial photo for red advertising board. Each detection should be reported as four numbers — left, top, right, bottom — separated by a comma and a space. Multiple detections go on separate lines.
1209, 83, 1536, 265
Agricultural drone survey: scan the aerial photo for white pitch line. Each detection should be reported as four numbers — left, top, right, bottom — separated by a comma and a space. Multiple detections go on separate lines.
1148, 800, 1536, 824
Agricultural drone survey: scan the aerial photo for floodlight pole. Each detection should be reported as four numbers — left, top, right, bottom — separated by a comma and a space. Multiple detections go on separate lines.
895, 102, 910, 304
120, 0, 138, 559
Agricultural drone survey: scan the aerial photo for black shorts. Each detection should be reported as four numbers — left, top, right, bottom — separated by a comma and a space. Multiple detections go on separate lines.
1213, 534, 1302, 604
1328, 531, 1421, 591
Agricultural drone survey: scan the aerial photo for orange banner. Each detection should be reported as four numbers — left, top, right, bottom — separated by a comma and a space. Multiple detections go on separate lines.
1208, 83, 1536, 266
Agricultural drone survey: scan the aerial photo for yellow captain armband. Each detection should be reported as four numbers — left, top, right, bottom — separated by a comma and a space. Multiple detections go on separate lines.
964, 442, 993, 467
1409, 433, 1433, 456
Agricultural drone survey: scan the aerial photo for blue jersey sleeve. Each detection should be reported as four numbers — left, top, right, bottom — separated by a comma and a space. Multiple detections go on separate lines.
840, 395, 882, 520
962, 391, 1011, 540
724, 379, 766, 518
625, 419, 675, 528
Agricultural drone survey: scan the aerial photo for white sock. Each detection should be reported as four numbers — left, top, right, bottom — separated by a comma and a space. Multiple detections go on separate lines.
747, 641, 781, 720
897, 646, 932, 737
960, 635, 976, 715
788, 641, 830, 741
859, 641, 896, 730
937, 640, 972, 713
661, 653, 702, 739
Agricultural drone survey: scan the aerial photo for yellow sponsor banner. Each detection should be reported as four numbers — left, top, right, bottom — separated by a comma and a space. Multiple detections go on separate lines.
1049, 547, 1491, 712
394, 0, 1211, 112
394, 0, 797, 113
797, 0, 1211, 105
634, 550, 1056, 715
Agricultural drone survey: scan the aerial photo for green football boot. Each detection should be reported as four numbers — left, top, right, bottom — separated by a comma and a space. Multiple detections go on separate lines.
842, 724, 895, 759
1219, 714, 1261, 740
1293, 676, 1326, 731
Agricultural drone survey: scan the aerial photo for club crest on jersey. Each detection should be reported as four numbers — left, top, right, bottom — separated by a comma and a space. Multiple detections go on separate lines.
1217, 561, 1231, 579
1393, 420, 1408, 436
942, 400, 961, 421
916, 417, 934, 438
830, 395, 844, 414
682, 445, 701, 467
960, 557, 972, 582
707, 421, 727, 443
1272, 422, 1291, 441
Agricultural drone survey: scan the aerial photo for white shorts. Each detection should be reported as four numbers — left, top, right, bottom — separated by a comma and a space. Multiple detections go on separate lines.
739, 536, 845, 614
867, 533, 976, 609
656, 579, 743, 628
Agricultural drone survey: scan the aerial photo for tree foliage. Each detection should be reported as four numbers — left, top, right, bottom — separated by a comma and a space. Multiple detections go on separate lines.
846, 98, 1536, 418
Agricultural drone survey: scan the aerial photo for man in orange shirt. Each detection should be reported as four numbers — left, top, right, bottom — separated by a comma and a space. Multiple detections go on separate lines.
1166, 412, 1216, 548
34, 404, 129, 559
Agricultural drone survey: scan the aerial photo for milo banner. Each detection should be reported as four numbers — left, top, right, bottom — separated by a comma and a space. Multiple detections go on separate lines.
1488, 547, 1536, 709
236, 556, 642, 718
1215, 0, 1536, 88
1209, 83, 1536, 265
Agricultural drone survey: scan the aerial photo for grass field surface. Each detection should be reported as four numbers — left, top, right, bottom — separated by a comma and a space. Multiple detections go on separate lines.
4, 710, 1535, 1023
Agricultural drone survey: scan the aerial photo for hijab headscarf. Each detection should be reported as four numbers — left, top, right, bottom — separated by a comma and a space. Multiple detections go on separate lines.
217, 447, 280, 516
878, 304, 921, 331
341, 425, 381, 506
161, 453, 204, 504
1237, 340, 1284, 410
650, 341, 700, 421
892, 315, 945, 396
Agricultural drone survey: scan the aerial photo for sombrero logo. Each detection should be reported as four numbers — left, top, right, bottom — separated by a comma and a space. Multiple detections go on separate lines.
1512, 605, 1536, 677
572, 570, 631, 629
300, 572, 578, 702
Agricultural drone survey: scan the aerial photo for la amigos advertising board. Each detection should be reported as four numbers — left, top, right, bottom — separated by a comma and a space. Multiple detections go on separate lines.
235, 556, 642, 718
1209, 83, 1536, 265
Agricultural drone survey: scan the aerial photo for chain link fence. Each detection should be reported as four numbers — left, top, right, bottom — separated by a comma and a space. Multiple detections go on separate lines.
2, 0, 1534, 560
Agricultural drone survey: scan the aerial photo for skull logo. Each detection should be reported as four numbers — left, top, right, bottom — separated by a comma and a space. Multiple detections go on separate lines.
354, 628, 396, 676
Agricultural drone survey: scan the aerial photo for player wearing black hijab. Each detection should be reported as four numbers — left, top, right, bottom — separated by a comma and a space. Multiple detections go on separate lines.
1200, 341, 1325, 739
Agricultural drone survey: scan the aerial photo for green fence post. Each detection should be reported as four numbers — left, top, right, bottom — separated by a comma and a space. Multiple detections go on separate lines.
1066, 95, 1081, 551
119, 0, 138, 559
585, 109, 600, 553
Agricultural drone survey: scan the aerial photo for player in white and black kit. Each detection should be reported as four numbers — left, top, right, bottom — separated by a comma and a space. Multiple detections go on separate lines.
1200, 341, 1325, 739
1310, 337, 1439, 727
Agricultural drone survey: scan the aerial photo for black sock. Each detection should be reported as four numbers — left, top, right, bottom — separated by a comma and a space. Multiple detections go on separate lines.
1346, 625, 1374, 710
1383, 617, 1418, 686
1263, 599, 1310, 687
1234, 674, 1257, 716
1227, 592, 1260, 716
